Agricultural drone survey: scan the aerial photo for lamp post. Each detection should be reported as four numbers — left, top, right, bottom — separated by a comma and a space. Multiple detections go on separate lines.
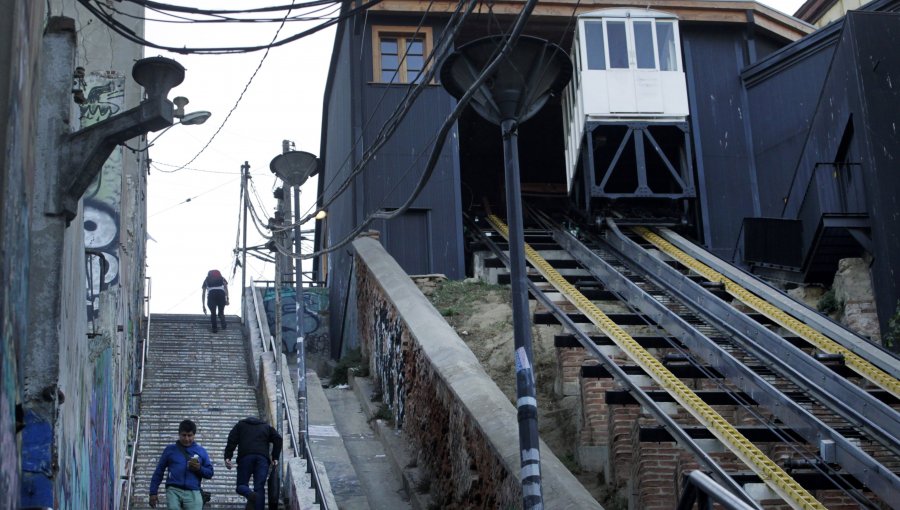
269, 150, 319, 456
441, 35, 571, 509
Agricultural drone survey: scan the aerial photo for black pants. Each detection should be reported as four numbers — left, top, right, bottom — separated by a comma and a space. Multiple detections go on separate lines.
208, 290, 226, 331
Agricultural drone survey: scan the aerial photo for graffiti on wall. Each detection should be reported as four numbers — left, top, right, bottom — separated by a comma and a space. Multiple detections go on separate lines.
303, 287, 330, 354
1, 3, 45, 504
262, 286, 330, 354
79, 73, 125, 321
54, 71, 127, 509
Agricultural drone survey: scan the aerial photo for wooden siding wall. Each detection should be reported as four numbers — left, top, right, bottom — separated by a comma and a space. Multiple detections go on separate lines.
323, 14, 465, 358
741, 9, 900, 334
745, 41, 835, 218
324, 26, 359, 357
360, 18, 464, 281
682, 25, 759, 258
845, 11, 900, 335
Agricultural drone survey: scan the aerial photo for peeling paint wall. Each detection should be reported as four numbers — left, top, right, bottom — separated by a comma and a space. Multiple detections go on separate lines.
51, 1, 147, 507
0, 0, 45, 506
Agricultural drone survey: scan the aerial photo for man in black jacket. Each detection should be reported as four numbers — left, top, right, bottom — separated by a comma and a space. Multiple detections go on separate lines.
224, 416, 283, 510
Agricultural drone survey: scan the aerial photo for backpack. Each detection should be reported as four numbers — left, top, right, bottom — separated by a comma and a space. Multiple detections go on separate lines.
206, 270, 225, 287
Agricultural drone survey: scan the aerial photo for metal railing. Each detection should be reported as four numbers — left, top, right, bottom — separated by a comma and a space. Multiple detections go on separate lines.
122, 276, 152, 509
249, 280, 329, 509
676, 471, 757, 510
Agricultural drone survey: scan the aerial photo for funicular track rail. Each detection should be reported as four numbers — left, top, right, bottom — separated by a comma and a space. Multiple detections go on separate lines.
466, 209, 900, 509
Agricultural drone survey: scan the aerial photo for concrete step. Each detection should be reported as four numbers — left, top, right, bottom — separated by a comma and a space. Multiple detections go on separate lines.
132, 314, 268, 509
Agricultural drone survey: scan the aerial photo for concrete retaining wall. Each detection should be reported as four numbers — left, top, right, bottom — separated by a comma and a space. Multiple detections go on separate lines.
353, 236, 602, 509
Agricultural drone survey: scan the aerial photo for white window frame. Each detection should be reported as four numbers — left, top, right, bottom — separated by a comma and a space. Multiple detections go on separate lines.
579, 17, 682, 73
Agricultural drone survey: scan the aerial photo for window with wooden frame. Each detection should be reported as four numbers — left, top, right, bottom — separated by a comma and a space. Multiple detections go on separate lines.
372, 26, 433, 84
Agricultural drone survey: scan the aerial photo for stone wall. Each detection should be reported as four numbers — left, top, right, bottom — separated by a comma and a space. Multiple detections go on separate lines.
832, 258, 881, 342
353, 236, 602, 509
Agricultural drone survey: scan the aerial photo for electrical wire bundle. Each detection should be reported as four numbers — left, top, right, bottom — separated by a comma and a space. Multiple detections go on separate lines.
75, 0, 381, 54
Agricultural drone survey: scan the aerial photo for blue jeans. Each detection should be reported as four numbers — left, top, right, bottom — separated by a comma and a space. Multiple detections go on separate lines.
236, 454, 269, 509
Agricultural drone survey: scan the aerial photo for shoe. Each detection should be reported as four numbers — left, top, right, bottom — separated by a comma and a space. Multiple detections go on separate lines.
212, 328, 217, 333
221, 322, 227, 330
244, 493, 257, 510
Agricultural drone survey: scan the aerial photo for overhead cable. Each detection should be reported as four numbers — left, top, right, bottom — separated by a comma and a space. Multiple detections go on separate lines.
289, 0, 540, 260
77, 0, 383, 54
287, 0, 476, 229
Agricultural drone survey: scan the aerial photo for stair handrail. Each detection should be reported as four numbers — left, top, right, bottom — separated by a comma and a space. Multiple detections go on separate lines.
122, 276, 152, 509
249, 280, 329, 509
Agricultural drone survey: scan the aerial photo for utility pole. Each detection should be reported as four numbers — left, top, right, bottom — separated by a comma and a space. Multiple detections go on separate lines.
240, 161, 250, 302
273, 198, 285, 445
268, 146, 317, 472
294, 182, 308, 452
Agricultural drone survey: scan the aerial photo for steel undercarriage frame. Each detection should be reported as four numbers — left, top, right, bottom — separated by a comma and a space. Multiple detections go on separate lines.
579, 120, 696, 214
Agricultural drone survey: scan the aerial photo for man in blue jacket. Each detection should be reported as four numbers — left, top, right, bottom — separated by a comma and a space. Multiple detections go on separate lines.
149, 419, 214, 509
224, 416, 283, 510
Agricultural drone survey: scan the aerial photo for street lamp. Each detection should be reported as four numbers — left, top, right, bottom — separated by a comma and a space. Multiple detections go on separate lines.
441, 35, 571, 509
269, 149, 319, 462
142, 109, 211, 149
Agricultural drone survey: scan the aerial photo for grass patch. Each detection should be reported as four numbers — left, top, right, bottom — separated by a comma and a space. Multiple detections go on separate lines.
330, 347, 365, 386
817, 288, 842, 315
367, 403, 394, 426
560, 453, 580, 474
430, 280, 507, 318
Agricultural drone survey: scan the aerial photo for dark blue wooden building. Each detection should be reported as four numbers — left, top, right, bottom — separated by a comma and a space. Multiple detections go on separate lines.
316, 0, 900, 356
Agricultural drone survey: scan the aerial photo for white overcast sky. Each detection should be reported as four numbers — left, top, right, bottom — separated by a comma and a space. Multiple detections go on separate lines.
143, 0, 807, 315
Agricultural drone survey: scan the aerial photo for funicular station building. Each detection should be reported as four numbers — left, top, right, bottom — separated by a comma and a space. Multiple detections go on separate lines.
314, 1, 900, 505
316, 0, 900, 356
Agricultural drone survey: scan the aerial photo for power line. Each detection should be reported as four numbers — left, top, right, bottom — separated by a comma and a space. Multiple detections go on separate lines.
105, 0, 343, 24
148, 176, 240, 217
157, 2, 297, 173
77, 0, 384, 54
290, 0, 541, 260
124, 0, 340, 15
150, 161, 239, 174
286, 0, 477, 230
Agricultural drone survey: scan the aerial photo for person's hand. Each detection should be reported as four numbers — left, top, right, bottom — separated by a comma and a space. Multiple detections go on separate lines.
225, 297, 230, 305
188, 458, 201, 472
149, 494, 158, 508
202, 306, 207, 315
271, 458, 278, 467
225, 459, 233, 470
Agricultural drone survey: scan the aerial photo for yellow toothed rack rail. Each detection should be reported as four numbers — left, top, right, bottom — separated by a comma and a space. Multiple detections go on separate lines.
633, 226, 900, 401
486, 214, 828, 510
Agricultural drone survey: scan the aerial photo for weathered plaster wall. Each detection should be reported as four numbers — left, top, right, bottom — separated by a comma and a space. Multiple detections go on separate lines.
0, 0, 45, 506
353, 236, 601, 509
0, 1, 151, 506
49, 1, 149, 506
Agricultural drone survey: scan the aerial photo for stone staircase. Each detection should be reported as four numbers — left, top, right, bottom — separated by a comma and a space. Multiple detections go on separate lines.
131, 313, 260, 509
